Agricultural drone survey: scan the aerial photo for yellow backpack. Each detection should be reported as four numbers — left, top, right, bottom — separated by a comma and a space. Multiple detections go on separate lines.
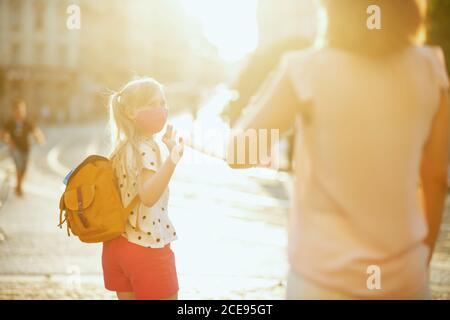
58, 155, 139, 243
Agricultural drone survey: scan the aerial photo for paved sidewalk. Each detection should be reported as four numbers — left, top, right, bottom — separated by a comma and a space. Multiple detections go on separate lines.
0, 122, 449, 300
430, 197, 450, 300
0, 123, 289, 300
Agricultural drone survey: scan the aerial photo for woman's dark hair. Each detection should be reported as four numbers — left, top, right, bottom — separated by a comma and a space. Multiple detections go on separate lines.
322, 0, 425, 56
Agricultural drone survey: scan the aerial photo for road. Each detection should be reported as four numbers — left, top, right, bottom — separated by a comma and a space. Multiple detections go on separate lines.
0, 120, 290, 299
0, 118, 449, 300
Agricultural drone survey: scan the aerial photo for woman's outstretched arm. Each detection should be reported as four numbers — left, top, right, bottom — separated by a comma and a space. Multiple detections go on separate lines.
227, 58, 300, 169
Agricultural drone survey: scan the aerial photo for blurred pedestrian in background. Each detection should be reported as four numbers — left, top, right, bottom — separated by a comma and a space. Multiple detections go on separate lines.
0, 100, 46, 197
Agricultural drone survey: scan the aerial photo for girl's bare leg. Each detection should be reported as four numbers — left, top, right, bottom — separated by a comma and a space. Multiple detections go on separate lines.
162, 293, 178, 300
116, 292, 135, 300
116, 292, 177, 300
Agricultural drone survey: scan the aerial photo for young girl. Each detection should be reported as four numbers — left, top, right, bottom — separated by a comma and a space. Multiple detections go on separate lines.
103, 77, 184, 300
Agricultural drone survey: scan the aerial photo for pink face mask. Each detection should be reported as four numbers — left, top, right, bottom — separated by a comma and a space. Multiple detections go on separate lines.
134, 107, 168, 134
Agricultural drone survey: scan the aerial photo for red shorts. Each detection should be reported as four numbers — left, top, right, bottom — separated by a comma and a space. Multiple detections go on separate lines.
102, 236, 178, 299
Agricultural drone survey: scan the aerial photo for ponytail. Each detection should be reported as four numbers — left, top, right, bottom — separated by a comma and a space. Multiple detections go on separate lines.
108, 77, 164, 185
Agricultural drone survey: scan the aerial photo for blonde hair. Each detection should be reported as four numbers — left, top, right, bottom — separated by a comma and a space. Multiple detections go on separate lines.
108, 77, 165, 186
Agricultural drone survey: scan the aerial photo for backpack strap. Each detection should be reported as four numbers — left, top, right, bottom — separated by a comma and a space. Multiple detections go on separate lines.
124, 195, 140, 214
58, 194, 65, 226
58, 208, 65, 228
124, 195, 141, 230
76, 187, 90, 228
58, 195, 71, 237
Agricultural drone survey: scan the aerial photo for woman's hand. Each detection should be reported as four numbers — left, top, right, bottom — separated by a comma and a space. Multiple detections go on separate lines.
162, 124, 184, 162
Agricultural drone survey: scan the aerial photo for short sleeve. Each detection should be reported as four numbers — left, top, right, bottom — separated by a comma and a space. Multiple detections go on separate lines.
244, 48, 316, 111
139, 141, 159, 171
281, 48, 318, 103
422, 46, 449, 90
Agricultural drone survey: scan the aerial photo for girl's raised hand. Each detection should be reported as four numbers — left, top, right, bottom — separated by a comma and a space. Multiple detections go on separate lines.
162, 124, 184, 162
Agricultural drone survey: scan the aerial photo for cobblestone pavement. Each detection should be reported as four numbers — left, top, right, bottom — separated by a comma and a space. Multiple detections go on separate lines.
0, 121, 449, 300
0, 122, 289, 300
430, 198, 450, 300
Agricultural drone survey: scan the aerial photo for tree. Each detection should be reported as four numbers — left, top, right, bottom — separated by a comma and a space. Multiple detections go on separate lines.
427, 0, 450, 74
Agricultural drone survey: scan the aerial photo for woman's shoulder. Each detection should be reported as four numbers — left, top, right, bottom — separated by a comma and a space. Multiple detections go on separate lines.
415, 45, 447, 68
414, 44, 445, 59
280, 47, 353, 80
277, 47, 324, 102
281, 46, 356, 65
280, 46, 321, 68
414, 45, 449, 89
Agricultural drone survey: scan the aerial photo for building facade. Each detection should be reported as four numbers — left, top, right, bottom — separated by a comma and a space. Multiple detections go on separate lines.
0, 0, 80, 123
0, 0, 227, 124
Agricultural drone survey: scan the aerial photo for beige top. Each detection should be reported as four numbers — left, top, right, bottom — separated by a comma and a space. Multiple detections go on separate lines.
116, 139, 177, 248
276, 45, 449, 298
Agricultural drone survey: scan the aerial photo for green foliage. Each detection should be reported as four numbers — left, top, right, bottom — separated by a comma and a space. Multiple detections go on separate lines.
427, 0, 450, 73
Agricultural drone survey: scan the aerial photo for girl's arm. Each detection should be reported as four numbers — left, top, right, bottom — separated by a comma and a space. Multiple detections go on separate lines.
137, 124, 184, 207
138, 159, 177, 207
420, 89, 449, 263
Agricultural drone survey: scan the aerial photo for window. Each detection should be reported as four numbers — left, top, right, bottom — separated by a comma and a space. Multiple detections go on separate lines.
58, 1, 68, 31
10, 80, 24, 100
57, 81, 69, 111
35, 42, 45, 65
34, 0, 45, 31
9, 0, 22, 32
34, 80, 43, 103
10, 42, 21, 65
59, 44, 67, 66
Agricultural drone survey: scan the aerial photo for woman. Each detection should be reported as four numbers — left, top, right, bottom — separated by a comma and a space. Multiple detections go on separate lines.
228, 0, 448, 299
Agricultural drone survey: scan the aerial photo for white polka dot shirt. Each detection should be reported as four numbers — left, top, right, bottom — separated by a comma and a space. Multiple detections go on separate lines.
117, 139, 177, 248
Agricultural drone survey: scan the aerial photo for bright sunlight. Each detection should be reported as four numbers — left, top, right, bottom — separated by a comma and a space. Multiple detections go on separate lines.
181, 0, 259, 62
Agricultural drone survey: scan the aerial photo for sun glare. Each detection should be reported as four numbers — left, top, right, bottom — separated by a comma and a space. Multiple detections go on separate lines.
181, 0, 259, 63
